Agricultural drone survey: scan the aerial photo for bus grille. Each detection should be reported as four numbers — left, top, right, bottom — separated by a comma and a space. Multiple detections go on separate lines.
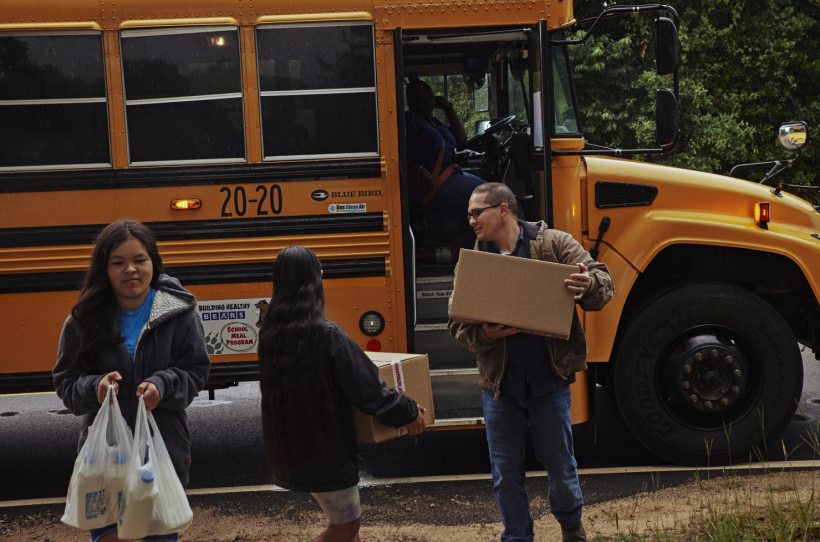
595, 181, 658, 209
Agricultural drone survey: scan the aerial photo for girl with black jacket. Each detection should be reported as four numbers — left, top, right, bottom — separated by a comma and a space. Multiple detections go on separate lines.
258, 246, 425, 542
53, 220, 210, 542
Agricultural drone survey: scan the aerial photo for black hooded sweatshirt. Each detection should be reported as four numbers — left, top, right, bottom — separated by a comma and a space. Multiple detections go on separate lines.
53, 275, 211, 487
268, 321, 420, 493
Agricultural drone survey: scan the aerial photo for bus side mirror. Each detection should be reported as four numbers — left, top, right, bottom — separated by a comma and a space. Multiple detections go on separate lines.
655, 17, 679, 77
779, 122, 808, 151
656, 89, 679, 147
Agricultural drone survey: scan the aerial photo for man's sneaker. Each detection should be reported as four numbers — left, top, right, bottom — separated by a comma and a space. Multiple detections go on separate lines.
561, 521, 587, 542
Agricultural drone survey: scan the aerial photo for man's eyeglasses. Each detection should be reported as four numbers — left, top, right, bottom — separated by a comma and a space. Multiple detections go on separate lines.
467, 203, 501, 222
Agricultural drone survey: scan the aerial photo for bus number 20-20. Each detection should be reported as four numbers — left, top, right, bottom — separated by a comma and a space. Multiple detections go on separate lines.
220, 185, 282, 217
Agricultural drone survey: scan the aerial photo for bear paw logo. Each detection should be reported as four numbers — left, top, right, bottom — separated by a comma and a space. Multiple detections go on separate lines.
255, 299, 269, 328
205, 332, 224, 355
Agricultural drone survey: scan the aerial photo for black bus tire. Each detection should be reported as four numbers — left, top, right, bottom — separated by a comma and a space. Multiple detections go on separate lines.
613, 283, 803, 466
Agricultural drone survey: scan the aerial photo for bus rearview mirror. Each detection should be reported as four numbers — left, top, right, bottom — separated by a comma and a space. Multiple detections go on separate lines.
779, 122, 808, 151
655, 17, 679, 77
656, 89, 679, 147
474, 85, 489, 113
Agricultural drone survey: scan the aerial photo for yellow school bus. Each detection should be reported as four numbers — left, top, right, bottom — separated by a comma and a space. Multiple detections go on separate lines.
1, 0, 818, 466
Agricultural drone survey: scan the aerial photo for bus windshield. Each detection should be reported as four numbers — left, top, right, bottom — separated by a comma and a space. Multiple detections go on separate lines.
505, 44, 579, 135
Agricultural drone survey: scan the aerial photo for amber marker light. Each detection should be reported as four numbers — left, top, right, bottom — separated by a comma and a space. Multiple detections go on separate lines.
754, 202, 770, 229
171, 199, 201, 210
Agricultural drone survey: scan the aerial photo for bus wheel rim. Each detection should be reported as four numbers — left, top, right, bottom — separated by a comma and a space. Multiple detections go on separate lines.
656, 325, 759, 429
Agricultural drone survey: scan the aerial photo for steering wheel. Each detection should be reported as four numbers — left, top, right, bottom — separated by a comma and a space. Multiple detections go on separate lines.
457, 115, 516, 153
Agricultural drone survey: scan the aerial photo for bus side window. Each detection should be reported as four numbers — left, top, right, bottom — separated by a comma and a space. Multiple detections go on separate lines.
0, 33, 110, 170
120, 27, 245, 165
255, 22, 379, 160
551, 45, 579, 135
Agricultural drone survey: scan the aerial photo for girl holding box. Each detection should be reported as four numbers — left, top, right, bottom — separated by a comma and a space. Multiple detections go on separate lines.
258, 246, 426, 542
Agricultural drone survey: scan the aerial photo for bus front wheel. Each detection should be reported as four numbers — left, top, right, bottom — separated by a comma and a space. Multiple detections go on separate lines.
613, 283, 803, 466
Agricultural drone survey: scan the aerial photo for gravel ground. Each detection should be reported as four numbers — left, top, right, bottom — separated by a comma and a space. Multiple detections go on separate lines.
1, 470, 698, 541
6, 470, 819, 541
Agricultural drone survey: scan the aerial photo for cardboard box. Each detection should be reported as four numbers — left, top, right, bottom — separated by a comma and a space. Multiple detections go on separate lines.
449, 249, 577, 340
352, 352, 436, 443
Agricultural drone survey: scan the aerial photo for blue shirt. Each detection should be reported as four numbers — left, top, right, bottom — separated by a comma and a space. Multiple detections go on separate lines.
405, 111, 463, 177
492, 224, 574, 401
117, 288, 155, 360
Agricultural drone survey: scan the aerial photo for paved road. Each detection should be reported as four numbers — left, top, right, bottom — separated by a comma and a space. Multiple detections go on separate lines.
2, 348, 819, 503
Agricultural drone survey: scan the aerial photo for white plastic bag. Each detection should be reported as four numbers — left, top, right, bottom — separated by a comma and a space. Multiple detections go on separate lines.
118, 396, 193, 539
62, 385, 134, 529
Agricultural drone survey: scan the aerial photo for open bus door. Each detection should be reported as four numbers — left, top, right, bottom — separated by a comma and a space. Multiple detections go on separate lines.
528, 20, 594, 429
394, 21, 592, 429
394, 26, 416, 356
528, 19, 554, 230
395, 24, 493, 428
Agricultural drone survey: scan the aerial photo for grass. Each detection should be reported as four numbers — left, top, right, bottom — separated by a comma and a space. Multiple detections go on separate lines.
592, 472, 820, 541
590, 406, 820, 541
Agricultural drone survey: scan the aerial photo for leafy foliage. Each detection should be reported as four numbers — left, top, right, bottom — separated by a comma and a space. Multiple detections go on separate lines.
569, 0, 820, 200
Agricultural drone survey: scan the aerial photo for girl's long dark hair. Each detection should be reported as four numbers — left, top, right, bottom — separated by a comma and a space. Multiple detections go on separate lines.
258, 246, 337, 473
70, 220, 163, 373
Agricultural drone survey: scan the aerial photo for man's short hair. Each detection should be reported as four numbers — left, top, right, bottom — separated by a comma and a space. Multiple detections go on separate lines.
472, 183, 518, 217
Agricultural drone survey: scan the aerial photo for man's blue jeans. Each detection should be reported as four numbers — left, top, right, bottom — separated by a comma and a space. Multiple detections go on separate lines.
482, 386, 583, 542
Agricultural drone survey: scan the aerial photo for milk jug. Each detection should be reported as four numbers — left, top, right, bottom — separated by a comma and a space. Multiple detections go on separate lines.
118, 466, 158, 539
104, 445, 129, 525
69, 453, 110, 530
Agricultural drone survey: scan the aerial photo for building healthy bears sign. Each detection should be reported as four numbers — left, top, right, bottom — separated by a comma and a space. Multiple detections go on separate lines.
196, 298, 269, 355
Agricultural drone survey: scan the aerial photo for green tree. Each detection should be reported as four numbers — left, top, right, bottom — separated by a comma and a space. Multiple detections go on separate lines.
569, 0, 820, 200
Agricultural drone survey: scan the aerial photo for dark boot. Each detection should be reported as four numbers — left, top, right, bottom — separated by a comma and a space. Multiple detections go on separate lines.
561, 521, 587, 542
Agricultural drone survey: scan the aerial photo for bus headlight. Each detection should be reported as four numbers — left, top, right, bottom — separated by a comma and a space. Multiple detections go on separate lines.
359, 311, 385, 336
